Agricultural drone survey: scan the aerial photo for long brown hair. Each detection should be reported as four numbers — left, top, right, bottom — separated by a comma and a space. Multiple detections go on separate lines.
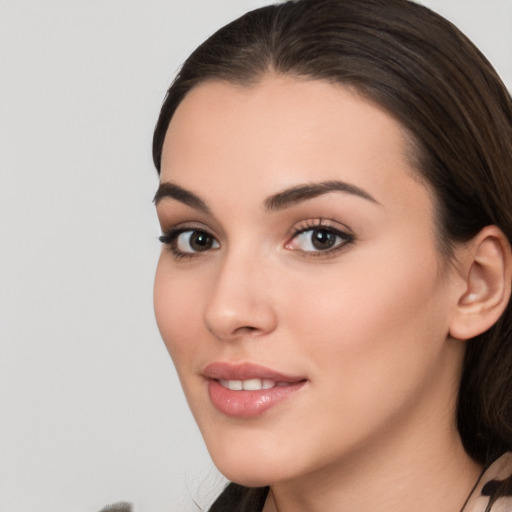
153, 0, 512, 507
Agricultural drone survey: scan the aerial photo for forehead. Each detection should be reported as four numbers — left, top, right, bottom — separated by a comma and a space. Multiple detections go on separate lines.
160, 75, 429, 216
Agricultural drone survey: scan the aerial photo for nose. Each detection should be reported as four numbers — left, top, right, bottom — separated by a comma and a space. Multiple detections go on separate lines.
203, 251, 278, 341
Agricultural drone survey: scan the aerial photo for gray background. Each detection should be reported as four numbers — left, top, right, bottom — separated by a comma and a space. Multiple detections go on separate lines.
0, 1, 511, 511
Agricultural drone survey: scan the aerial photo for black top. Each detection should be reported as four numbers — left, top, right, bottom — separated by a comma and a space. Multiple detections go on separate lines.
208, 484, 269, 512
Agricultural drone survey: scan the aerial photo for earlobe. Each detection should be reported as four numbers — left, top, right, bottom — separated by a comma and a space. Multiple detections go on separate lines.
449, 226, 512, 341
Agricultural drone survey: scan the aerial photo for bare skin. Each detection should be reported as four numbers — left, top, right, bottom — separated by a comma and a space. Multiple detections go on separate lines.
154, 76, 488, 512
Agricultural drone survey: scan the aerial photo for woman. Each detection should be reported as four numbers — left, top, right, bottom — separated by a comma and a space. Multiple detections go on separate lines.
152, 0, 512, 510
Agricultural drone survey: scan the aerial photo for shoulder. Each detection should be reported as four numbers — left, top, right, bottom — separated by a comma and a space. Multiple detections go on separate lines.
464, 453, 512, 512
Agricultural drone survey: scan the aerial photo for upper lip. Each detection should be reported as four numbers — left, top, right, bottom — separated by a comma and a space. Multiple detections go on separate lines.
203, 362, 305, 383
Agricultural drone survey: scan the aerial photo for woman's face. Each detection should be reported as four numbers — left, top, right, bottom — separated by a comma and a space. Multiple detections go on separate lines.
154, 76, 465, 486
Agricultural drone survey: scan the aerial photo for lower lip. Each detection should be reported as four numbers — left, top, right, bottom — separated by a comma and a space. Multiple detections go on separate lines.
207, 379, 306, 418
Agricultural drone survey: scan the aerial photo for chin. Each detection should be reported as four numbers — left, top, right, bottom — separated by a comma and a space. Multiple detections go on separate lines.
213, 459, 280, 488
203, 429, 296, 487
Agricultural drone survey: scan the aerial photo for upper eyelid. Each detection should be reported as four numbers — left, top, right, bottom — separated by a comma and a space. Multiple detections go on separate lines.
159, 224, 219, 243
289, 218, 354, 236
159, 218, 354, 243
160, 221, 218, 236
157, 209, 225, 238
289, 224, 354, 243
293, 227, 352, 240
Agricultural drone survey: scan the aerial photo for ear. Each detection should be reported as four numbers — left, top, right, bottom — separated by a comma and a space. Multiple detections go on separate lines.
449, 225, 512, 340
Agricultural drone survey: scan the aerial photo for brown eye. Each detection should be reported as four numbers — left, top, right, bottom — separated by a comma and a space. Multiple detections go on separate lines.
175, 230, 220, 253
310, 229, 337, 250
287, 225, 353, 254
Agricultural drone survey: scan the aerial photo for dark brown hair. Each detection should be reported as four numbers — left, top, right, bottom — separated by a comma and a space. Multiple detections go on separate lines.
153, 0, 512, 508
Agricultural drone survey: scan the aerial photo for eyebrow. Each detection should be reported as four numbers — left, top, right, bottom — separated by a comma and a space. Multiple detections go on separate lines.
153, 179, 379, 213
153, 182, 210, 213
264, 180, 379, 211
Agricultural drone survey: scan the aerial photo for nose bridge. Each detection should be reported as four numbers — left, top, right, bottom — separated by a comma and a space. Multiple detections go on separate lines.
204, 242, 277, 340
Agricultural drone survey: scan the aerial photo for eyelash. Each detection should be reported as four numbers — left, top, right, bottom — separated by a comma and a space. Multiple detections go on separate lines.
286, 219, 354, 258
159, 227, 219, 261
159, 220, 354, 260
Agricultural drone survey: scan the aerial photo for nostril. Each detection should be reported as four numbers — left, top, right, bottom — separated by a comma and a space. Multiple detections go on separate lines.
235, 326, 258, 335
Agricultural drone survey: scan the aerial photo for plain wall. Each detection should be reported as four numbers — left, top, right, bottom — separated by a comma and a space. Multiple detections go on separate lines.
0, 1, 511, 511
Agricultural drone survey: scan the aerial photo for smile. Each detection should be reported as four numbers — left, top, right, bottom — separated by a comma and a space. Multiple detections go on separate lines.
204, 362, 307, 418
218, 378, 291, 390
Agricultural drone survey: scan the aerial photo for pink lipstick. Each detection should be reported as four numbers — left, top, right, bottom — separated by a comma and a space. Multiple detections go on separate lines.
203, 362, 306, 418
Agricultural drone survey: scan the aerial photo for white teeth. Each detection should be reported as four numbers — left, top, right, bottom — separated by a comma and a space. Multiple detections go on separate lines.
262, 379, 275, 389
219, 379, 277, 391
219, 379, 242, 390
228, 380, 243, 390
242, 378, 263, 391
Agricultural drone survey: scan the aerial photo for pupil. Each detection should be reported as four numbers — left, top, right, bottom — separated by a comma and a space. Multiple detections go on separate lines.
312, 229, 335, 250
191, 232, 212, 251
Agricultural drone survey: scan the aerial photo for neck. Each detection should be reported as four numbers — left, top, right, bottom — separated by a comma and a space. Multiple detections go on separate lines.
262, 407, 481, 512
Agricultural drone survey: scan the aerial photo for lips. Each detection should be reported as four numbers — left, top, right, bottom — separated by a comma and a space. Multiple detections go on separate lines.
203, 362, 306, 418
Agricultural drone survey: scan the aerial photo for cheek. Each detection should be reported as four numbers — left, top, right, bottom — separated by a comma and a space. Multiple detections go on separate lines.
272, 253, 453, 449
153, 257, 207, 368
282, 242, 451, 389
